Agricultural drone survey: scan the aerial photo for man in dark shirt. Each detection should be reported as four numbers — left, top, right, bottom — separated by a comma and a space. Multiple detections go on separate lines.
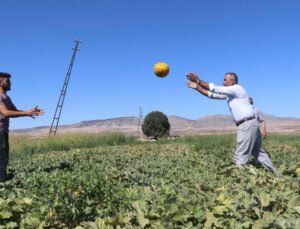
0, 72, 44, 182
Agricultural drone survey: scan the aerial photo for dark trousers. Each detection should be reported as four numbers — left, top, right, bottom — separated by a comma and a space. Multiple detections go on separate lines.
0, 132, 9, 181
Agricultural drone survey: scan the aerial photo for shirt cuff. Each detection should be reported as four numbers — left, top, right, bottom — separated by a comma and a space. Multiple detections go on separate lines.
208, 83, 215, 92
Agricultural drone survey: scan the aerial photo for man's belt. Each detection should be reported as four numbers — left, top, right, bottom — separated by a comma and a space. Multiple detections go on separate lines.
236, 116, 255, 126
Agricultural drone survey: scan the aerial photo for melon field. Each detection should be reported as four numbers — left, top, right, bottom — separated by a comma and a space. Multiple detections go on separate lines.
0, 133, 299, 228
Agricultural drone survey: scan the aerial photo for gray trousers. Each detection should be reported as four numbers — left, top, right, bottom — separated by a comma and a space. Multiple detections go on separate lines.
234, 119, 275, 170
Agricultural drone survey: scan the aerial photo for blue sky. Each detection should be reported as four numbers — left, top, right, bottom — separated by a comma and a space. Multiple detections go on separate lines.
1, 0, 300, 129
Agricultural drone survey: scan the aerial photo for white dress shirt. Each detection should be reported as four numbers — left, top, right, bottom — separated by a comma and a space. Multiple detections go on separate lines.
207, 83, 254, 123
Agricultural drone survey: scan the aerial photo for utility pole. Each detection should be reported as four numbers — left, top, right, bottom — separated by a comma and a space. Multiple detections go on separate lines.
49, 40, 82, 136
137, 107, 143, 140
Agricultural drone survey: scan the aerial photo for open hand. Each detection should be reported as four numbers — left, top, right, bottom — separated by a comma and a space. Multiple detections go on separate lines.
186, 72, 200, 84
28, 106, 45, 119
186, 80, 198, 89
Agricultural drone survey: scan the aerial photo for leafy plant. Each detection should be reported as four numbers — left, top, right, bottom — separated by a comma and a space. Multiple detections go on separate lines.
0, 134, 299, 228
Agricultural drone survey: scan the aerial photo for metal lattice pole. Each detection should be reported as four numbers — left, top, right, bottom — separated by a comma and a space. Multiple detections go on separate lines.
137, 107, 143, 140
49, 40, 82, 136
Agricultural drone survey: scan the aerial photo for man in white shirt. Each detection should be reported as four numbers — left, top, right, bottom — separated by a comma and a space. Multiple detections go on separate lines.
186, 72, 275, 170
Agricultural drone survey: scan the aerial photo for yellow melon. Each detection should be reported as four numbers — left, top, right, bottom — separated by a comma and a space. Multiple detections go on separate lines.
154, 62, 169, 78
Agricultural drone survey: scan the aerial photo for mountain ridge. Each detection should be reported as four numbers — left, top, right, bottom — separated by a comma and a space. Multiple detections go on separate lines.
11, 114, 300, 136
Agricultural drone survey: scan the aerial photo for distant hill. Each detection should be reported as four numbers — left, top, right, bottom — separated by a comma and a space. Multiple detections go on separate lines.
11, 114, 300, 136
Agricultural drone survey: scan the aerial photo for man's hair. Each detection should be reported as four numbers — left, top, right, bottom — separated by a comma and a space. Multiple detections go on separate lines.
225, 72, 238, 84
0, 72, 11, 84
249, 97, 253, 105
0, 72, 11, 78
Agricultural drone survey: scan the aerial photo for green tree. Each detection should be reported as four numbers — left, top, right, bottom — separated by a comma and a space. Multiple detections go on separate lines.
142, 111, 170, 139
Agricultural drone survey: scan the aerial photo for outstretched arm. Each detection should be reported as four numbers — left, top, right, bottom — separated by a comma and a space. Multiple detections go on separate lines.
186, 72, 240, 97
186, 81, 227, 100
186, 80, 209, 97
208, 83, 241, 97
0, 105, 45, 119
186, 73, 210, 90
